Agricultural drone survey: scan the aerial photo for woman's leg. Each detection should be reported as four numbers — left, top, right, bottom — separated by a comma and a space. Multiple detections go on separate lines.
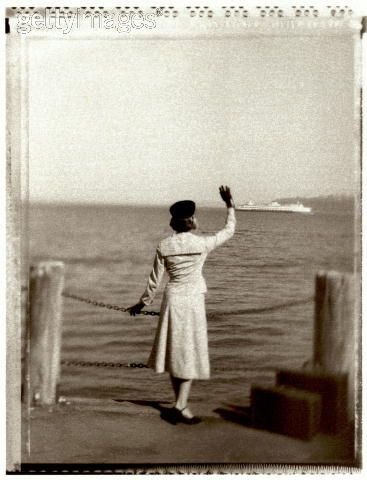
170, 375, 180, 401
170, 376, 194, 418
175, 379, 192, 410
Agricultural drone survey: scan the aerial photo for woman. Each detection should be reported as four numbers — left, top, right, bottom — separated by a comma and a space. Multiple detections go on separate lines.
128, 186, 236, 424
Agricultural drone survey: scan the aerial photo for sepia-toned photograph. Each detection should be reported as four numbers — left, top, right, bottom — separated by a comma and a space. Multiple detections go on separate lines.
6, 1, 363, 474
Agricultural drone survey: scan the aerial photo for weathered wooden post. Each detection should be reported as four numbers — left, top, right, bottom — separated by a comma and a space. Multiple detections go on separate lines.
313, 271, 358, 422
25, 261, 65, 405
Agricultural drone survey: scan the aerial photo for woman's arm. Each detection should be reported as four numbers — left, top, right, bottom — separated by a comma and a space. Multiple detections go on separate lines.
204, 186, 236, 253
128, 248, 165, 316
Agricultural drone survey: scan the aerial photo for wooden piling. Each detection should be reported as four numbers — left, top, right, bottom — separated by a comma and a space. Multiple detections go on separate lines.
25, 262, 65, 405
313, 271, 357, 422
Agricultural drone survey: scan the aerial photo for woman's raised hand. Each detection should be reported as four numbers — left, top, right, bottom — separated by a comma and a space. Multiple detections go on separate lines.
219, 185, 234, 208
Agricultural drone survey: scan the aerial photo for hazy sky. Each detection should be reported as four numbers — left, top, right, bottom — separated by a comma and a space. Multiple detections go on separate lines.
28, 35, 357, 205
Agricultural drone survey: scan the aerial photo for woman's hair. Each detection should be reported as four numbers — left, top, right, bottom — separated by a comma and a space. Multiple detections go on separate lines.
170, 216, 195, 233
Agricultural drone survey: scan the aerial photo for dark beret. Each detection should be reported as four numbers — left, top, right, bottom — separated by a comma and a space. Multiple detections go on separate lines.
169, 200, 196, 218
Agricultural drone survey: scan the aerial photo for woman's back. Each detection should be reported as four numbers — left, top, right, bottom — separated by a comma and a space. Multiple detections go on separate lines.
162, 236, 208, 295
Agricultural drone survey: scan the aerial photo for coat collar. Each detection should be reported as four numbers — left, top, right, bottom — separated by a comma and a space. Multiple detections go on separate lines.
159, 232, 206, 257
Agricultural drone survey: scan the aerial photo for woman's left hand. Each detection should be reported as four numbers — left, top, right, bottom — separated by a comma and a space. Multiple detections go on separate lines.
127, 302, 145, 316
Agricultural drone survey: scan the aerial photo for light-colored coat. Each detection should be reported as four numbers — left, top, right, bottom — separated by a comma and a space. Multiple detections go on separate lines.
140, 207, 236, 379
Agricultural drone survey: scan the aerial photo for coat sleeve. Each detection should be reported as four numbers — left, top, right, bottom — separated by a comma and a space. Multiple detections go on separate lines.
203, 207, 236, 253
139, 248, 165, 306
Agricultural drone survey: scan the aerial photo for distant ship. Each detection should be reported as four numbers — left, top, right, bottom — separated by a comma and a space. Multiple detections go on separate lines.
235, 201, 312, 214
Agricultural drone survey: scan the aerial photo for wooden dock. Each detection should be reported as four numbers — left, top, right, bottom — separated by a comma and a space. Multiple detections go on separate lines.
16, 264, 361, 472
21, 397, 357, 472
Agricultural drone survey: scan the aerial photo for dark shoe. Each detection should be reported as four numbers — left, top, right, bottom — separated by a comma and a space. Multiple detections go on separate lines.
171, 407, 202, 425
161, 407, 180, 425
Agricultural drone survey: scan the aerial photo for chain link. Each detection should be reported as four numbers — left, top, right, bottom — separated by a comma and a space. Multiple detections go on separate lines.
61, 360, 149, 369
62, 291, 159, 316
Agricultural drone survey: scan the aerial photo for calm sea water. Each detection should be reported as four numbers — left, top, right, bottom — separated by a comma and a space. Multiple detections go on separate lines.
27, 204, 355, 407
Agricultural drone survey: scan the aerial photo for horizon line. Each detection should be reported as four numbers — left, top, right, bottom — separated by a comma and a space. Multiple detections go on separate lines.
25, 193, 356, 208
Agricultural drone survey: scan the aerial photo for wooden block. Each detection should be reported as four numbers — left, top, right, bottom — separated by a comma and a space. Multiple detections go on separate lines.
251, 385, 322, 440
276, 369, 348, 434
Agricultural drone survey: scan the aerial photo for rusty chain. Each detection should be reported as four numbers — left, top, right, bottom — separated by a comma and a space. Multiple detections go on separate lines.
60, 291, 313, 371
60, 292, 155, 370
62, 291, 313, 317
62, 291, 159, 316
61, 360, 149, 369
